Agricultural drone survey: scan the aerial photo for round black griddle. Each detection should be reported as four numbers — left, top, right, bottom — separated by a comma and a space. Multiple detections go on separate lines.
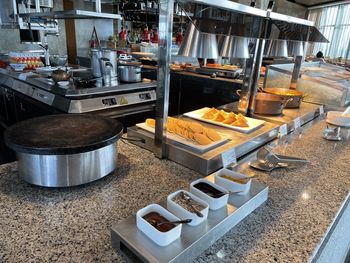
4, 114, 123, 155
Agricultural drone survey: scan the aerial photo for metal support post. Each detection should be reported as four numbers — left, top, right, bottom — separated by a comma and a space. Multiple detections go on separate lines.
290, 55, 302, 89
154, 0, 174, 158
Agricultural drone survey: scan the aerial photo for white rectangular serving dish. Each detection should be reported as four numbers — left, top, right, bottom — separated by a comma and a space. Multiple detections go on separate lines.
167, 190, 209, 226
215, 168, 252, 195
183, 107, 265, 134
136, 122, 230, 153
136, 204, 182, 247
190, 179, 229, 210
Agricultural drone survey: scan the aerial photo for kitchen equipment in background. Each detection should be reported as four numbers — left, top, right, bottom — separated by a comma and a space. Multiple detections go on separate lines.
4, 114, 124, 187
177, 22, 200, 58
119, 63, 142, 83
220, 36, 250, 59
91, 48, 103, 77
51, 69, 70, 83
265, 40, 288, 58
197, 33, 219, 59
49, 55, 68, 67
254, 92, 289, 115
101, 50, 117, 76
99, 57, 114, 86
263, 87, 303, 108
131, 52, 156, 60
91, 49, 114, 86
288, 41, 304, 57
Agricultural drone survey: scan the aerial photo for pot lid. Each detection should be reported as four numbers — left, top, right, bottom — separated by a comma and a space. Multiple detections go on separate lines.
4, 114, 123, 155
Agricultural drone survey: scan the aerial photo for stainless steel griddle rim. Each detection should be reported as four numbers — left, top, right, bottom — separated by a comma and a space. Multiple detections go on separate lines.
111, 181, 268, 263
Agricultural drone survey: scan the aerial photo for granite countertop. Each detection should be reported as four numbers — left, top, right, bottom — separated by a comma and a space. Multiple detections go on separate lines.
0, 119, 349, 262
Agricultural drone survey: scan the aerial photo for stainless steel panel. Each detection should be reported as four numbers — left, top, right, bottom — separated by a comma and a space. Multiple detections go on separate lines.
31, 87, 55, 106
111, 179, 268, 263
127, 119, 279, 175
17, 143, 117, 187
155, 0, 174, 158
67, 90, 156, 113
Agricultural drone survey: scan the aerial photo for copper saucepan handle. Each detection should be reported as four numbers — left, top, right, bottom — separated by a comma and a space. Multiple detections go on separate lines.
281, 98, 293, 108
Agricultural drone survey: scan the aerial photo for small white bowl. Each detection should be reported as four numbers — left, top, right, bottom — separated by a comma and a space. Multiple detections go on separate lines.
57, 81, 70, 87
136, 204, 182, 247
167, 190, 209, 226
190, 179, 229, 210
215, 168, 252, 195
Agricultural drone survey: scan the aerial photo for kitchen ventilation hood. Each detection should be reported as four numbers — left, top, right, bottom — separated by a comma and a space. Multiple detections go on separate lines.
18, 10, 122, 20
18, 0, 122, 20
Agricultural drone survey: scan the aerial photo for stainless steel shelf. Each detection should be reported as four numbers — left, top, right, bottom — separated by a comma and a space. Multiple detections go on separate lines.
111, 177, 268, 263
127, 119, 279, 175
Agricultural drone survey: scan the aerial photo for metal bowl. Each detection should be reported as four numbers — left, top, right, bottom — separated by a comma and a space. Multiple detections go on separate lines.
49, 55, 68, 67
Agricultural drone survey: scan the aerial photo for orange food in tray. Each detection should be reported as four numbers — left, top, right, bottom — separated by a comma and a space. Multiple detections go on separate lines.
200, 108, 249, 127
145, 117, 222, 145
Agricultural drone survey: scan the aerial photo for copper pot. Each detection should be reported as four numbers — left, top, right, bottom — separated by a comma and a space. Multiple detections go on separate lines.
254, 92, 291, 115
263, 88, 303, 108
52, 69, 71, 83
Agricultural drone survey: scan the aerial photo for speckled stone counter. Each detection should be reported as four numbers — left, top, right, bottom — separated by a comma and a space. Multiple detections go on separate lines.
0, 119, 349, 263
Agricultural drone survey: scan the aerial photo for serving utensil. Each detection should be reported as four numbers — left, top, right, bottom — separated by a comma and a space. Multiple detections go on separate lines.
248, 159, 289, 172
323, 125, 342, 141
148, 218, 192, 227
180, 192, 204, 217
257, 147, 308, 164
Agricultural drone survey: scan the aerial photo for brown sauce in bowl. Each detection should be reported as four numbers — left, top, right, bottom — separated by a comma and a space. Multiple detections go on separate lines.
143, 212, 175, 232
194, 182, 225, 198
220, 175, 249, 184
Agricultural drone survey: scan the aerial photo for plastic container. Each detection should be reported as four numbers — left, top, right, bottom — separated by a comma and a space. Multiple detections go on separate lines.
190, 179, 229, 210
167, 190, 209, 226
215, 168, 252, 195
136, 204, 182, 247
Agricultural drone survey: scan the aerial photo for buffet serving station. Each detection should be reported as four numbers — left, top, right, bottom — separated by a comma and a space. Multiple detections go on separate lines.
110, 0, 330, 262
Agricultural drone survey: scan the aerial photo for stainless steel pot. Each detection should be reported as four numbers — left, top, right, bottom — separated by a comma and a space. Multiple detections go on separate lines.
119, 64, 142, 83
263, 87, 303, 108
254, 92, 290, 115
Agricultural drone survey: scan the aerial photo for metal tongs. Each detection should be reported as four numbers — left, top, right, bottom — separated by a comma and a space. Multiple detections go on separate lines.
257, 147, 309, 165
249, 147, 308, 172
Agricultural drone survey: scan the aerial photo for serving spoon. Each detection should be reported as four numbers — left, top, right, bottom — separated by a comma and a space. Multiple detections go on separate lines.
148, 218, 192, 227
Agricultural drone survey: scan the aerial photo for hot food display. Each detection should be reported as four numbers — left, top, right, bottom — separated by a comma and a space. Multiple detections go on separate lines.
136, 117, 230, 152
184, 107, 266, 133
201, 108, 249, 127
